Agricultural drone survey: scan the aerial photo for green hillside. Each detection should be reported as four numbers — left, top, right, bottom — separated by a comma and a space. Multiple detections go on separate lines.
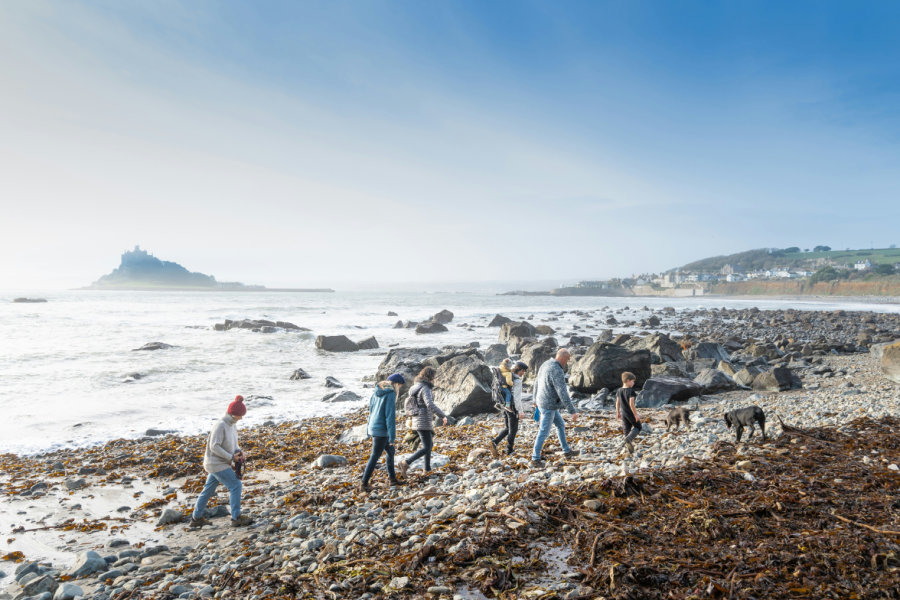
681, 246, 900, 272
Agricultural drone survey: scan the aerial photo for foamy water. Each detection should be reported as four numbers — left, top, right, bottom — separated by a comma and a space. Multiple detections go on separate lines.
2, 290, 896, 455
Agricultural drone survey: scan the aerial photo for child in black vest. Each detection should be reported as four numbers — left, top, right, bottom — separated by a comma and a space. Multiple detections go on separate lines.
615, 372, 641, 455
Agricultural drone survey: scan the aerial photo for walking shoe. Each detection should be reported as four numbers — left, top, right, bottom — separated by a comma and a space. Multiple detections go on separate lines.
531, 459, 545, 468
506, 449, 516, 457
387, 478, 405, 488
188, 517, 211, 529
231, 515, 253, 527
563, 450, 579, 459
359, 482, 375, 493
625, 441, 635, 455
398, 460, 409, 479
489, 440, 499, 459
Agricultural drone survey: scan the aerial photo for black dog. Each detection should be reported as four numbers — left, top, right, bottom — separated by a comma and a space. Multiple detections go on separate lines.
723, 406, 766, 442
665, 407, 692, 432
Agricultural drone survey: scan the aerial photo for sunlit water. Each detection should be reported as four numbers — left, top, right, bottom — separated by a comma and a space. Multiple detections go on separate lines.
2, 290, 897, 455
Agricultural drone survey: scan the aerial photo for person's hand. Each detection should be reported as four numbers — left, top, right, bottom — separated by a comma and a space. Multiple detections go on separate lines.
616, 412, 621, 419
442, 417, 448, 426
570, 413, 578, 421
234, 451, 244, 460
518, 412, 525, 419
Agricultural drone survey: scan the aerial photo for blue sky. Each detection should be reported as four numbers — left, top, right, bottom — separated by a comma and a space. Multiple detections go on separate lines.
2, 1, 899, 289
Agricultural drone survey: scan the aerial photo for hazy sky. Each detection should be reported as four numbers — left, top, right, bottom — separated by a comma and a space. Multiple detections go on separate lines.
3, 1, 900, 290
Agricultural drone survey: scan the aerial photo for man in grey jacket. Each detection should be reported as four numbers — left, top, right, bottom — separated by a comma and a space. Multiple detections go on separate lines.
189, 396, 253, 528
531, 349, 579, 466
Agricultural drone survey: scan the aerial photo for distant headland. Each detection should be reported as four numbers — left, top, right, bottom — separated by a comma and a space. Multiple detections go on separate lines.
79, 246, 334, 292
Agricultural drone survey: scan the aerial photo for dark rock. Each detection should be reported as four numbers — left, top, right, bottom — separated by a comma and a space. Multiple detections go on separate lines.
687, 342, 730, 362
145, 429, 172, 437
483, 343, 509, 365
488, 314, 512, 327
535, 325, 555, 335
403, 321, 419, 329
520, 341, 557, 381
752, 368, 796, 392
499, 321, 536, 343
636, 377, 703, 408
290, 367, 312, 380
324, 376, 344, 388
569, 343, 652, 393
357, 336, 379, 350
416, 321, 449, 334
376, 347, 440, 397
647, 315, 661, 327
734, 366, 763, 387
22, 574, 58, 597
276, 321, 306, 330
132, 342, 173, 351
694, 369, 739, 393
611, 334, 631, 345
507, 335, 537, 355
322, 390, 362, 403
392, 320, 404, 329
882, 342, 900, 384
433, 355, 494, 417
623, 333, 683, 363
422, 347, 483, 370
315, 335, 360, 352
432, 309, 454, 324
387, 311, 398, 317
568, 336, 594, 346
13, 298, 48, 303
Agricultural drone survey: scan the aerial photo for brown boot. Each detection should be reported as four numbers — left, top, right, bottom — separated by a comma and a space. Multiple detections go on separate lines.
398, 460, 409, 479
387, 478, 405, 488
360, 482, 375, 493
489, 440, 499, 459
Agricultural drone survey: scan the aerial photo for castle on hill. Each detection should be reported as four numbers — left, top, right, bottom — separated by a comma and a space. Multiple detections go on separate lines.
90, 246, 251, 289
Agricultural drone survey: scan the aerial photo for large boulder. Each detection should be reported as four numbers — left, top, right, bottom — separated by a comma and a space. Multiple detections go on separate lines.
872, 341, 897, 361
422, 347, 483, 370
488, 314, 512, 327
432, 309, 454, 324
623, 333, 683, 363
483, 343, 509, 365
357, 336, 379, 350
322, 390, 362, 403
568, 343, 652, 393
734, 366, 763, 387
23, 575, 58, 597
290, 367, 311, 380
688, 342, 730, 362
636, 377, 703, 408
416, 321, 448, 334
717, 360, 737, 377
499, 321, 536, 343
520, 340, 557, 381
315, 335, 359, 352
882, 342, 900, 384
507, 336, 537, 356
433, 355, 494, 417
568, 336, 594, 347
694, 369, 739, 393
535, 325, 555, 335
67, 550, 107, 578
376, 347, 440, 397
752, 368, 798, 392
651, 363, 690, 378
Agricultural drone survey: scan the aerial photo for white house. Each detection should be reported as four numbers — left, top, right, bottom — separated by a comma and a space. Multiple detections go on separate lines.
855, 260, 871, 271
725, 273, 744, 282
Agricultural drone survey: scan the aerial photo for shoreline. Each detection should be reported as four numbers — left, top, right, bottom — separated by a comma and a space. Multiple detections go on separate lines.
700, 293, 900, 304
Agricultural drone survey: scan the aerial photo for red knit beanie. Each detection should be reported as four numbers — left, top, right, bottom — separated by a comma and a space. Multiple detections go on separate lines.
227, 395, 247, 417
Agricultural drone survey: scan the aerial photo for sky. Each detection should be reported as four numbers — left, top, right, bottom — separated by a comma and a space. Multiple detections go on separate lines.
2, 1, 900, 290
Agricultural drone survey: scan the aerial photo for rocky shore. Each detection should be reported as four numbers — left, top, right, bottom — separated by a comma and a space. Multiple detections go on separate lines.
2, 306, 899, 600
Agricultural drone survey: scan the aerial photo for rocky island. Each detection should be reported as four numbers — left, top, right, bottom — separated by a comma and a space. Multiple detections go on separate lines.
80, 246, 333, 292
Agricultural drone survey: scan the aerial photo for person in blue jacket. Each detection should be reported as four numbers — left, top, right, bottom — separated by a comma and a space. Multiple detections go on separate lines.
360, 373, 406, 492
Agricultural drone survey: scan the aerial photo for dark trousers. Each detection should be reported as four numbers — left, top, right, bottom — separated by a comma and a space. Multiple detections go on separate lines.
492, 410, 519, 453
622, 418, 641, 443
362, 436, 396, 484
404, 430, 434, 472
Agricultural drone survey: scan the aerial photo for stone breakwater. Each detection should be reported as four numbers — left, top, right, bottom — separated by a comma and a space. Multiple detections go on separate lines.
1, 305, 899, 600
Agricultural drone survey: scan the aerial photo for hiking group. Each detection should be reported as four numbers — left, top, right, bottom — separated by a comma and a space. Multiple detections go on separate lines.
187, 348, 640, 525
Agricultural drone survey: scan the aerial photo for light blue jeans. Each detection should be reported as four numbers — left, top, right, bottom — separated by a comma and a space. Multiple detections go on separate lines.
193, 467, 242, 520
532, 408, 570, 460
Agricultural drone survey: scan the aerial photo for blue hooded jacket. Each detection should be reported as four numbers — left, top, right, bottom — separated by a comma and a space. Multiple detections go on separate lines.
367, 384, 397, 443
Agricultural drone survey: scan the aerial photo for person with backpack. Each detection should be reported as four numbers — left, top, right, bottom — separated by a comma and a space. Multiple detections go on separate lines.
490, 359, 528, 458
398, 367, 447, 478
360, 373, 406, 492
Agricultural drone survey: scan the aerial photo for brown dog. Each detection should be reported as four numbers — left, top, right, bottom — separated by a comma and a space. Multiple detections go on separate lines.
665, 407, 692, 432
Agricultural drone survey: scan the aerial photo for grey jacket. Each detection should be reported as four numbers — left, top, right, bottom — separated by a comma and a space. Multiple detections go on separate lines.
409, 381, 447, 431
203, 414, 241, 474
533, 359, 578, 414
506, 375, 525, 414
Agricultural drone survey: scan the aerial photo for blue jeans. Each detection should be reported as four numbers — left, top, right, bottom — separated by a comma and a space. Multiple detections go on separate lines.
532, 409, 570, 460
193, 467, 242, 520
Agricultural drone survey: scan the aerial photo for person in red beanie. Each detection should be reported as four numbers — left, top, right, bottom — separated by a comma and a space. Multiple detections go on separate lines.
189, 395, 253, 528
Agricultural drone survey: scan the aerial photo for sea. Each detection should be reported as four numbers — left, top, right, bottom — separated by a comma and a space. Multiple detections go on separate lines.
2, 290, 898, 456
